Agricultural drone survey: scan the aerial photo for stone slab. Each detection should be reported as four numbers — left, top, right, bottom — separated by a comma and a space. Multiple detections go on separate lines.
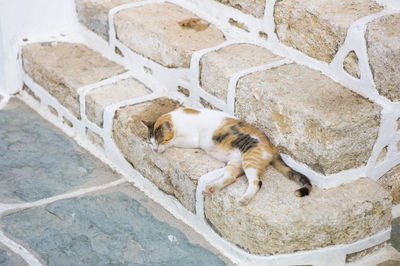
366, 13, 400, 101
22, 42, 126, 118
204, 167, 392, 255
0, 186, 225, 265
378, 164, 400, 205
235, 63, 381, 174
200, 43, 282, 101
274, 0, 383, 62
114, 2, 226, 68
0, 102, 119, 204
113, 98, 224, 212
75, 0, 139, 40
214, 0, 266, 18
85, 77, 151, 127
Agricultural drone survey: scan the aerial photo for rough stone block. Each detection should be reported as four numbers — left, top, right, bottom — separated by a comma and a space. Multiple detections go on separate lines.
366, 14, 400, 101
378, 164, 400, 205
75, 0, 138, 40
113, 98, 224, 212
114, 2, 225, 68
235, 63, 381, 174
204, 167, 392, 255
85, 78, 150, 127
274, 0, 383, 62
22, 42, 126, 118
215, 0, 265, 18
200, 43, 282, 101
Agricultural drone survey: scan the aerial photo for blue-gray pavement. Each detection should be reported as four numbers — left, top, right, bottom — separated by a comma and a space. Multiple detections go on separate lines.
0, 100, 226, 265
0, 250, 9, 266
0, 103, 96, 203
392, 218, 400, 252
1, 192, 225, 266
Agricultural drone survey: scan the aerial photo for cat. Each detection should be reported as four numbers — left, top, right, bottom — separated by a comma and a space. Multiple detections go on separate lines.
142, 107, 312, 205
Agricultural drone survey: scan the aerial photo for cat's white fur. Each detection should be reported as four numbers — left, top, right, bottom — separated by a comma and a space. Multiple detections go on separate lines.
150, 108, 242, 162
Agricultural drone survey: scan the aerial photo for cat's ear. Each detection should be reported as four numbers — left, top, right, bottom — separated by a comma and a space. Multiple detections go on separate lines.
141, 120, 154, 129
162, 121, 172, 130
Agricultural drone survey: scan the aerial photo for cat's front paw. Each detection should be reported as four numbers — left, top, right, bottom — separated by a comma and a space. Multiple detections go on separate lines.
202, 185, 215, 195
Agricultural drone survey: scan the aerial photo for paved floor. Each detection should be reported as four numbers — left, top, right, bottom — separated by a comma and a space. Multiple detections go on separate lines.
0, 99, 227, 265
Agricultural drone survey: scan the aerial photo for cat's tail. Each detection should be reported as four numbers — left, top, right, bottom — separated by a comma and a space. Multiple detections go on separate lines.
271, 155, 312, 197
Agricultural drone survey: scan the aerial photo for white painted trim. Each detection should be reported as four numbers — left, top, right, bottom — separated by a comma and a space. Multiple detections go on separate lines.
0, 179, 126, 217
0, 231, 43, 266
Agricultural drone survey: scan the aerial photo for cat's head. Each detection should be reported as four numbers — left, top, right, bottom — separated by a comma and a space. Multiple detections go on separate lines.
142, 114, 174, 153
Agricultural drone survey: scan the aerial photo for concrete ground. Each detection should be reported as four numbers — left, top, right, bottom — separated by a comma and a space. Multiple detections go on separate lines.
0, 98, 399, 266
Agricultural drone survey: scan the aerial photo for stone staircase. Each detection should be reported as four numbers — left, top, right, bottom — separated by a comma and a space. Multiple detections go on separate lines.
15, 0, 400, 264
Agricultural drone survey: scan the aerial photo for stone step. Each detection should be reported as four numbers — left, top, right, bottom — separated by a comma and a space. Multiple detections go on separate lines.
205, 168, 392, 255
74, 0, 387, 176
274, 0, 383, 63
22, 42, 126, 119
112, 97, 224, 213
21, 40, 392, 257
200, 43, 382, 175
75, 0, 138, 40
76, 1, 227, 68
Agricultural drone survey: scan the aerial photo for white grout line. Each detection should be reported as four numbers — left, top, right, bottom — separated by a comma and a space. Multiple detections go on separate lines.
0, 179, 126, 217
195, 168, 225, 217
0, 92, 11, 110
189, 40, 238, 105
0, 231, 43, 266
108, 0, 164, 50
226, 58, 293, 114
77, 70, 133, 136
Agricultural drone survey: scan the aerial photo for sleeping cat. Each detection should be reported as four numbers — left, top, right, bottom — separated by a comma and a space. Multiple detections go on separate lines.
142, 107, 312, 205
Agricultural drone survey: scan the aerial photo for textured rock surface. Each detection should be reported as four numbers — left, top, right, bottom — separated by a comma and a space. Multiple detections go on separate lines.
0, 190, 225, 265
114, 2, 225, 68
235, 63, 381, 174
366, 14, 400, 101
0, 103, 117, 203
200, 43, 282, 101
22, 42, 126, 118
274, 0, 383, 62
215, 0, 265, 18
85, 78, 150, 127
75, 0, 138, 40
113, 98, 224, 212
343, 50, 361, 78
204, 167, 392, 255
378, 164, 400, 204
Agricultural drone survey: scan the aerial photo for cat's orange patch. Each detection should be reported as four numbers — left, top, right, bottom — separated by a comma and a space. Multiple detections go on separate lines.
212, 118, 278, 175
154, 114, 174, 143
182, 108, 200, 114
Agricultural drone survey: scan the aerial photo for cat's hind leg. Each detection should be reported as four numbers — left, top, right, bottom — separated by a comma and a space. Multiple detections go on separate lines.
202, 160, 243, 195
238, 167, 263, 205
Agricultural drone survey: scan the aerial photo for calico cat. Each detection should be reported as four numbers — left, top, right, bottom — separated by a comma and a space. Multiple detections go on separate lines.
142, 107, 312, 205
